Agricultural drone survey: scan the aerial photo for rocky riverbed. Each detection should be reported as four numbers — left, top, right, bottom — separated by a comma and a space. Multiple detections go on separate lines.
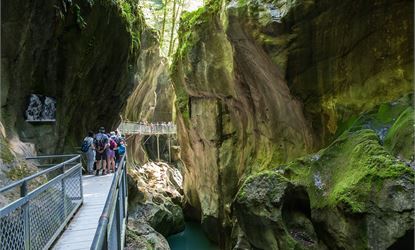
126, 162, 184, 249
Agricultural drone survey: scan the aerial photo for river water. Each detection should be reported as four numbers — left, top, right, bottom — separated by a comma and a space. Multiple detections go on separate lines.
167, 221, 219, 250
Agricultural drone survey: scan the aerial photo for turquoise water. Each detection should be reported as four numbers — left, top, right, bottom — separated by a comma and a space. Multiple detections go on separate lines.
167, 222, 219, 250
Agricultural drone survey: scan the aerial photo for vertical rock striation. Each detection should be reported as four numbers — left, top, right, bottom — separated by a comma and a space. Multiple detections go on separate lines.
172, 0, 413, 247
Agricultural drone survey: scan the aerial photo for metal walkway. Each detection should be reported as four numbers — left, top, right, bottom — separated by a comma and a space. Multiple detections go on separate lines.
0, 154, 128, 250
52, 174, 114, 250
119, 122, 177, 162
118, 122, 176, 135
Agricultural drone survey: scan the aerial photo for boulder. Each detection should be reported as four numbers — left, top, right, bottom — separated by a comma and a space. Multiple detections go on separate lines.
128, 162, 185, 237
235, 129, 414, 249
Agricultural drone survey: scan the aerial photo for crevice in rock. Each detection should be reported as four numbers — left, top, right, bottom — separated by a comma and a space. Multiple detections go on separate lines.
387, 229, 414, 250
281, 186, 317, 247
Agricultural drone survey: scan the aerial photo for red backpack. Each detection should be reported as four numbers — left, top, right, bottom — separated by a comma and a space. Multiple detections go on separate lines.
109, 139, 117, 150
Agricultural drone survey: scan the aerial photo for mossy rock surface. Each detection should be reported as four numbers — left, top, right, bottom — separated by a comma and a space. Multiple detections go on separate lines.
125, 223, 170, 250
384, 107, 415, 162
0, 136, 15, 164
235, 129, 414, 249
171, 0, 413, 247
287, 129, 413, 212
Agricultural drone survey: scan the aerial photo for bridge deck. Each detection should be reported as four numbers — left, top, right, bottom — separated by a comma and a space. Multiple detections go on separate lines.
53, 173, 114, 250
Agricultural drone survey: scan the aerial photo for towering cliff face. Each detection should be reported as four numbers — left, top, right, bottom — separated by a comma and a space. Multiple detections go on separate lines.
1, 0, 143, 155
173, 2, 313, 242
172, 0, 413, 247
122, 27, 174, 165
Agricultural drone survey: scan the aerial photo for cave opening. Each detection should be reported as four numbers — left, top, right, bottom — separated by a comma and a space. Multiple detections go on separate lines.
281, 187, 317, 246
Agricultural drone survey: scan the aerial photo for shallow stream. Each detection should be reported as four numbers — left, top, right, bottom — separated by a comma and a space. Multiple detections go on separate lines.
167, 221, 219, 250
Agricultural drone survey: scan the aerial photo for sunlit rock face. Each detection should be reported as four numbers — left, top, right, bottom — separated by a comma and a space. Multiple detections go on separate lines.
122, 27, 174, 165
236, 0, 413, 146
127, 162, 184, 246
1, 0, 142, 154
172, 0, 413, 247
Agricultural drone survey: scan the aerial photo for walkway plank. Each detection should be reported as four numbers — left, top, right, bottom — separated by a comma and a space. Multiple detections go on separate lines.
53, 173, 114, 250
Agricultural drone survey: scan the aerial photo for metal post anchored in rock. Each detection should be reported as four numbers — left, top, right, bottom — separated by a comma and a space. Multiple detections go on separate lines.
168, 135, 171, 163
157, 134, 160, 161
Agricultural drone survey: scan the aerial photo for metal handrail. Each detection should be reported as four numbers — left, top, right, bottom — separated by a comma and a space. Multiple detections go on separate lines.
0, 154, 83, 250
91, 153, 128, 250
0, 155, 81, 194
25, 154, 79, 160
118, 122, 177, 135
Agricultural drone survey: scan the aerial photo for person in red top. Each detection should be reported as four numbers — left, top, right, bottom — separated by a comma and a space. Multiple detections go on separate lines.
107, 132, 117, 173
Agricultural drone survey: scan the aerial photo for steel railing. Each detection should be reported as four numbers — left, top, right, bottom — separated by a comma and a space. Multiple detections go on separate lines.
0, 154, 83, 250
91, 153, 128, 250
118, 122, 176, 135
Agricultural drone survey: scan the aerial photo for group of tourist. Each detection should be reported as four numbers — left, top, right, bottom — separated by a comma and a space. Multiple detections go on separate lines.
81, 127, 126, 175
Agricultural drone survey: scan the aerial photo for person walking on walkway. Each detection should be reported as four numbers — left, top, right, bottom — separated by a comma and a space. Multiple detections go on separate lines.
111, 130, 121, 165
118, 138, 126, 163
83, 131, 95, 175
94, 127, 109, 175
107, 132, 117, 173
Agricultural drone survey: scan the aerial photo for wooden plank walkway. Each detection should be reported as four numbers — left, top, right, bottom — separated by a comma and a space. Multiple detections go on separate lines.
53, 173, 114, 250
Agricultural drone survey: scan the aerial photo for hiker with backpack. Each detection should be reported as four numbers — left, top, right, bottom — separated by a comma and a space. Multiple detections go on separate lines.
107, 132, 117, 173
94, 127, 109, 175
118, 137, 126, 162
111, 130, 123, 165
81, 131, 95, 175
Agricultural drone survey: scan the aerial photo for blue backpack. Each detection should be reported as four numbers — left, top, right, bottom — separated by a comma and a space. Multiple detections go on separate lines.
118, 144, 126, 155
81, 138, 90, 153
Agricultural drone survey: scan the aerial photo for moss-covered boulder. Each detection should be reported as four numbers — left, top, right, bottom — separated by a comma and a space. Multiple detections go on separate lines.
126, 222, 171, 250
235, 129, 414, 249
234, 172, 324, 249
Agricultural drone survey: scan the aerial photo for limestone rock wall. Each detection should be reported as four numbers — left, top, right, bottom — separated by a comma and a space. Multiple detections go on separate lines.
1, 0, 143, 154
172, 0, 413, 247
122, 27, 174, 165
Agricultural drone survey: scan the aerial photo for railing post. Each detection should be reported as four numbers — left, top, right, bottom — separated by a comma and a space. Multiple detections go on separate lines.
156, 134, 160, 161
61, 176, 67, 220
79, 164, 84, 202
20, 181, 27, 198
21, 181, 30, 250
116, 196, 121, 250
168, 135, 171, 163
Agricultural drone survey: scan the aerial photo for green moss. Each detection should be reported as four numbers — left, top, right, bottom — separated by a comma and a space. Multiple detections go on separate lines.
337, 94, 413, 138
6, 164, 34, 181
236, 170, 289, 203
253, 143, 282, 172
384, 107, 415, 161
0, 136, 15, 164
126, 228, 154, 249
73, 4, 87, 29
175, 86, 190, 122
175, 0, 222, 59
112, 0, 144, 52
286, 129, 413, 213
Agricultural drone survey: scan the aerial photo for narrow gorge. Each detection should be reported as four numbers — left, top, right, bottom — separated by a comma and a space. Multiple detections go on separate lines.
1, 0, 414, 249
